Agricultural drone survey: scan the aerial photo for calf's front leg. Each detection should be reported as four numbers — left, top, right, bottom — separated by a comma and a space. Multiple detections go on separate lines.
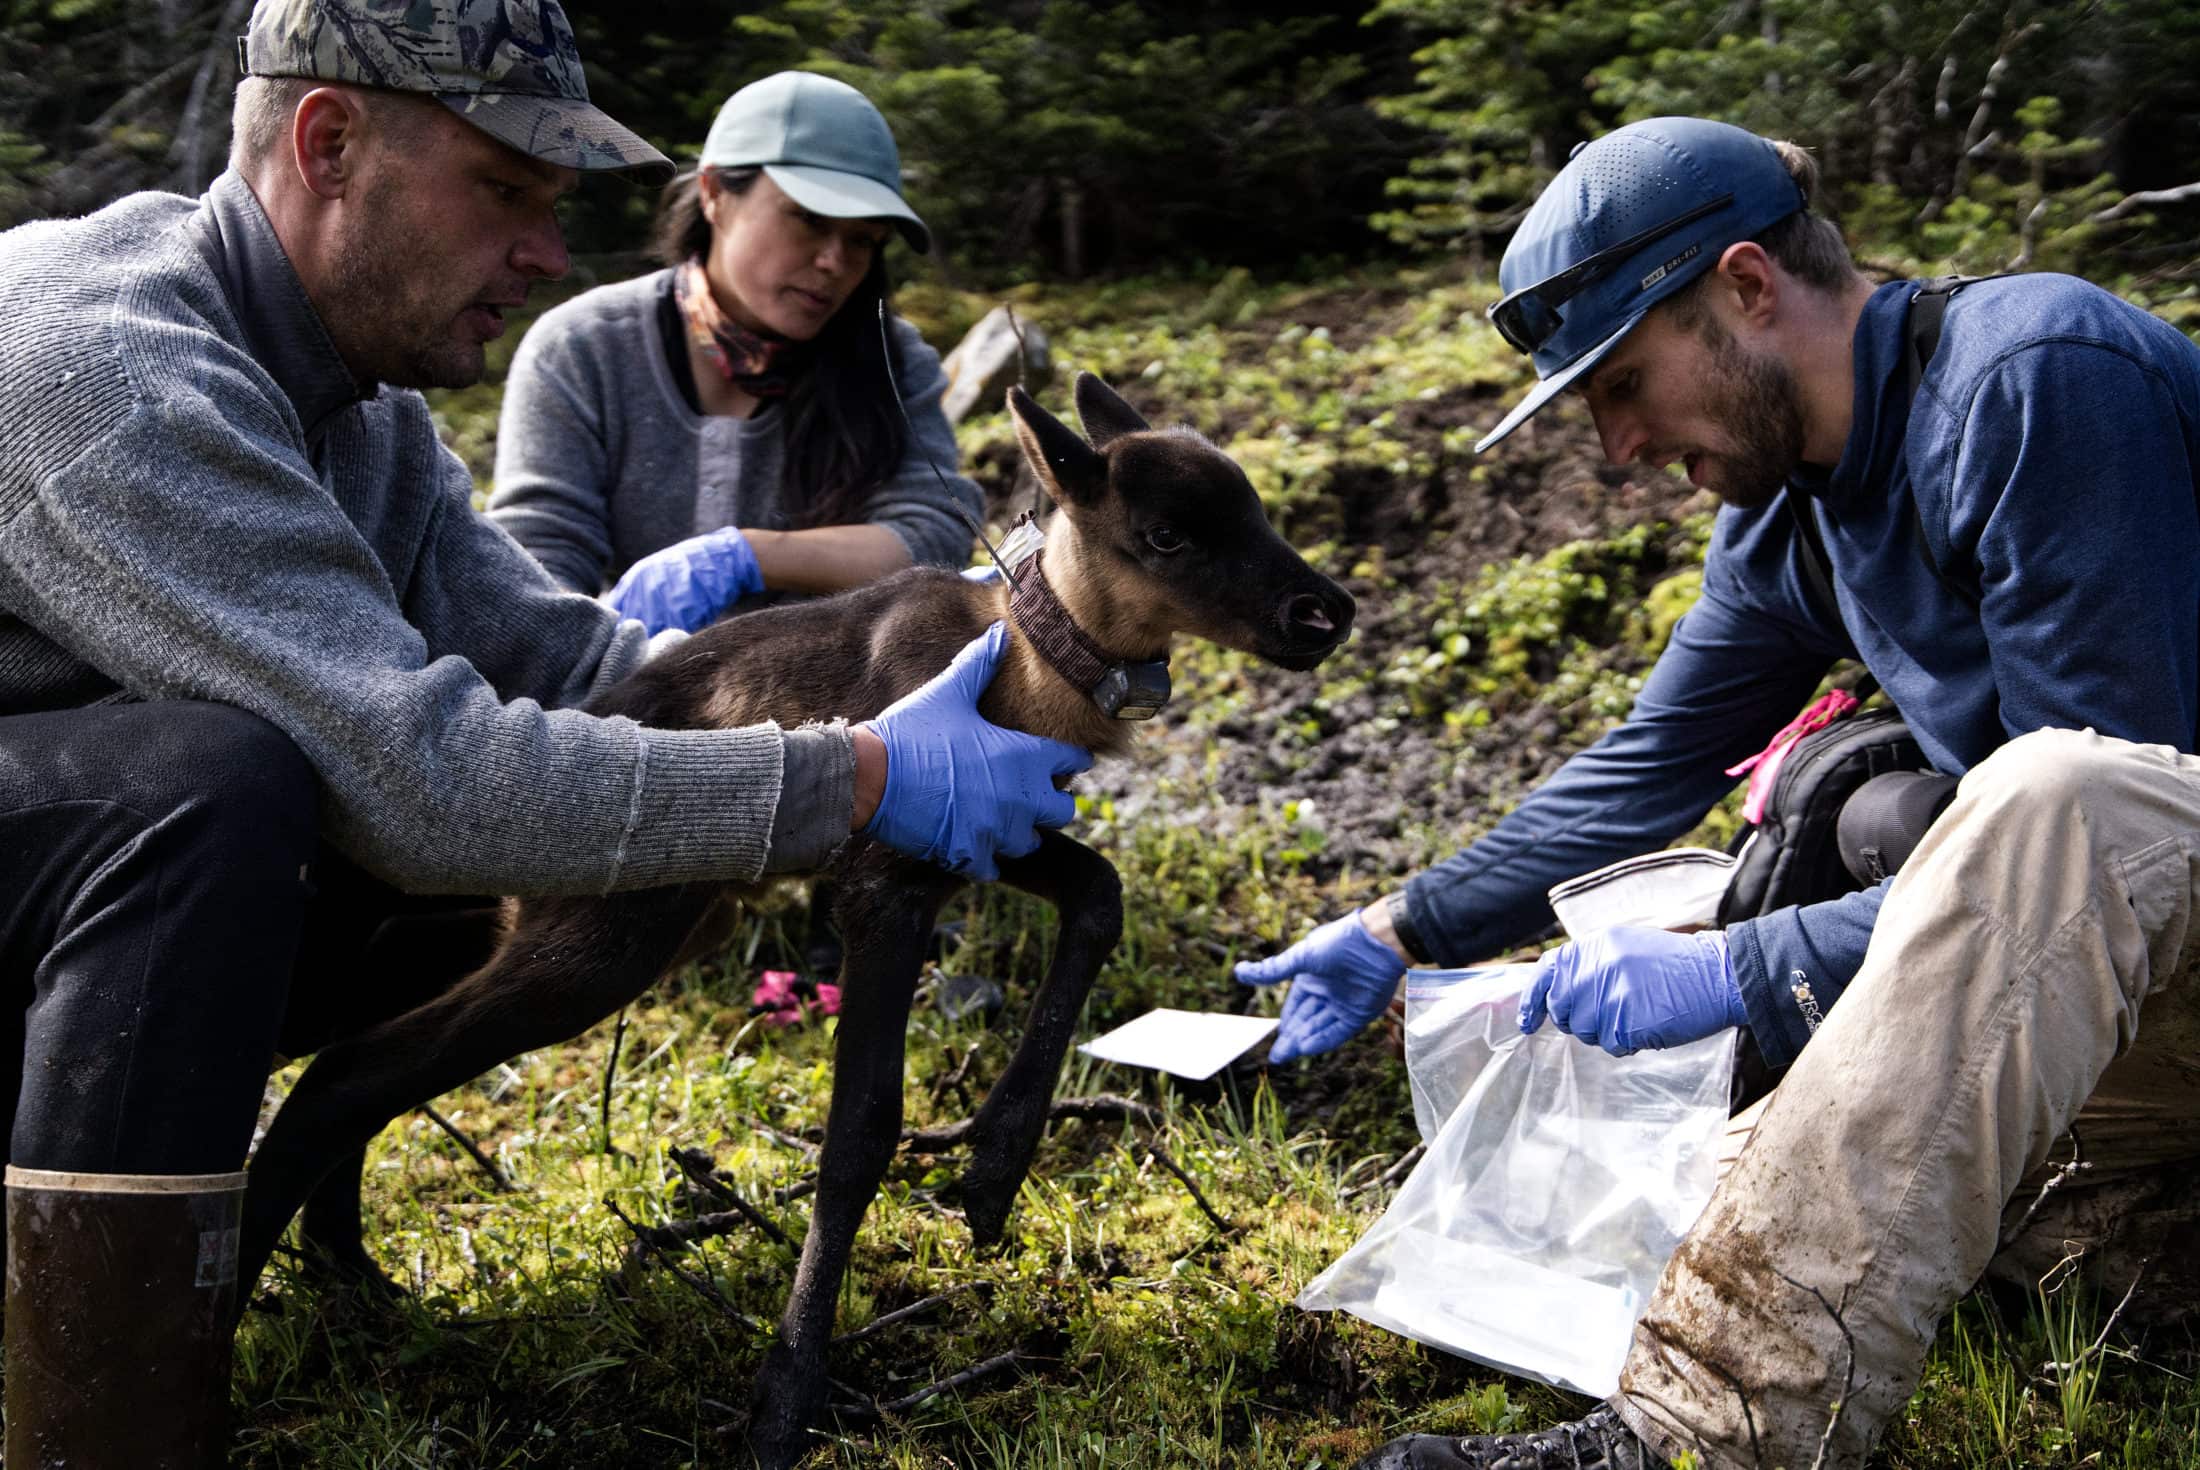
746, 847, 959, 1470
959, 831, 1123, 1246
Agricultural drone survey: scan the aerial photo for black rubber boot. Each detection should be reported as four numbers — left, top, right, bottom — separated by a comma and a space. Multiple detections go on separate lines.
5, 1166, 247, 1469
1355, 1406, 1665, 1469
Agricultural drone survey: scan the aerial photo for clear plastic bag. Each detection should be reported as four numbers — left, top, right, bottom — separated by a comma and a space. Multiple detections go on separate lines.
1297, 964, 1736, 1397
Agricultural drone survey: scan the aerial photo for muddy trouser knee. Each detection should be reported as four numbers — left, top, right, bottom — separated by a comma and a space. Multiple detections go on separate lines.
1613, 728, 2200, 1470
0, 701, 319, 1469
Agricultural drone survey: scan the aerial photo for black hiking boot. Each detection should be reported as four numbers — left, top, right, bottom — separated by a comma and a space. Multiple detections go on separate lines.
1354, 1406, 1667, 1469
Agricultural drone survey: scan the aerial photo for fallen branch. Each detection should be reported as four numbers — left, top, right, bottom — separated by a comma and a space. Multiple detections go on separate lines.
834, 1350, 1029, 1423
669, 1147, 795, 1250
419, 1105, 513, 1192
1341, 1141, 1426, 1201
1774, 1270, 1857, 1470
2040, 1254, 2154, 1377
2002, 1126, 2088, 1246
599, 1008, 631, 1155
604, 1196, 763, 1332
902, 1093, 1162, 1151
1147, 1145, 1237, 1235
832, 1282, 988, 1349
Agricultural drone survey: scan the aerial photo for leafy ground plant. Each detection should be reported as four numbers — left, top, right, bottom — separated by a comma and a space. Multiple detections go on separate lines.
250, 264, 2200, 1467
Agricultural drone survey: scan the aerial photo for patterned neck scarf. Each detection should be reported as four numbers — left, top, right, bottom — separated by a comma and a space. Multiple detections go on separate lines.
673, 257, 806, 399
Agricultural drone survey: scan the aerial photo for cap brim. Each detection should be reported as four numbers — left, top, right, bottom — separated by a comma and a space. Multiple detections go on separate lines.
440, 94, 674, 185
765, 164, 931, 254
1472, 308, 1647, 454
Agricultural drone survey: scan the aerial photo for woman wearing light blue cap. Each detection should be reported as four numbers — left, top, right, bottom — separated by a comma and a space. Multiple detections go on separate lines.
489, 71, 978, 633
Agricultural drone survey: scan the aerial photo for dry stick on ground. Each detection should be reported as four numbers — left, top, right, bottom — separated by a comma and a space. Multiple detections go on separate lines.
668, 1147, 796, 1250
1774, 1270, 1859, 1470
930, 1040, 983, 1106
599, 1008, 631, 1155
902, 1093, 1163, 1151
603, 1196, 764, 1332
832, 1282, 990, 1349
825, 1351, 1031, 1426
418, 1104, 513, 1192
1146, 1145, 1237, 1235
2002, 1125, 2089, 1247
1341, 1141, 1427, 1202
746, 1116, 822, 1157
2040, 1254, 2156, 1379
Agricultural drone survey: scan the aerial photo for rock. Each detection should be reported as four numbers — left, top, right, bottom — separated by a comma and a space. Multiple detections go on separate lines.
940, 306, 1053, 424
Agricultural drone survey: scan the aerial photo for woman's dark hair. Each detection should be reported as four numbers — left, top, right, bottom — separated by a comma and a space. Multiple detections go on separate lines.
650, 166, 909, 531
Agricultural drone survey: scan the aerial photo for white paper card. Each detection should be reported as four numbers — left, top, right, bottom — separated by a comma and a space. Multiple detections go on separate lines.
1077, 1008, 1280, 1080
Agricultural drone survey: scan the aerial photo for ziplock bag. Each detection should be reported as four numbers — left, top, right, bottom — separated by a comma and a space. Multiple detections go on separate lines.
1297, 964, 1736, 1397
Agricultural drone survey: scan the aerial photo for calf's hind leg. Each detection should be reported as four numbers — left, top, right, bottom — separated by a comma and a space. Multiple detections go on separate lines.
959, 832, 1123, 1246
240, 886, 715, 1301
747, 849, 960, 1470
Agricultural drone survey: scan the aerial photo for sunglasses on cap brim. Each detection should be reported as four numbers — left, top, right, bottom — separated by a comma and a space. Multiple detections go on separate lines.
1486, 193, 1736, 356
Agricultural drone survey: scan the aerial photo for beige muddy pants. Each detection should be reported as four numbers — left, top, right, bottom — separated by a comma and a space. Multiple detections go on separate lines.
1612, 728, 2200, 1470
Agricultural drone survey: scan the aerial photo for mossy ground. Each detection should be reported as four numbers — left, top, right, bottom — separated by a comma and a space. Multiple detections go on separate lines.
241, 262, 2200, 1467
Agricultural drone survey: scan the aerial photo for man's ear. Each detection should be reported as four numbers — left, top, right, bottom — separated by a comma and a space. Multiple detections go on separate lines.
291, 86, 365, 201
1073, 372, 1150, 451
1008, 385, 1108, 508
1715, 240, 1780, 328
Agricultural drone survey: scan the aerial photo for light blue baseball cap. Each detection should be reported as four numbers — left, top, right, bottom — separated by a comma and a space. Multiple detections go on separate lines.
1474, 117, 1808, 453
700, 71, 931, 254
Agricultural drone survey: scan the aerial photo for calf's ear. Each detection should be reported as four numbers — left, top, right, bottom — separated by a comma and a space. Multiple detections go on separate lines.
1009, 385, 1108, 508
1073, 372, 1150, 451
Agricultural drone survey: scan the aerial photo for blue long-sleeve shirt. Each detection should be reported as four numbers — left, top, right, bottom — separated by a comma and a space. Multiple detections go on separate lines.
1405, 274, 2200, 1067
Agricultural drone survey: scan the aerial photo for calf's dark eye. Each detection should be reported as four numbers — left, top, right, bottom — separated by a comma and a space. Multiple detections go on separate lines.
1146, 525, 1185, 554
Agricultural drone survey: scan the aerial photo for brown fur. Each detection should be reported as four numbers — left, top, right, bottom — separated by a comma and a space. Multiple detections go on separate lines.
237, 375, 1354, 1468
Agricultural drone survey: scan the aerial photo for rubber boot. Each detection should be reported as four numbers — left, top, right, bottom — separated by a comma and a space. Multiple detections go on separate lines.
4, 1166, 247, 1469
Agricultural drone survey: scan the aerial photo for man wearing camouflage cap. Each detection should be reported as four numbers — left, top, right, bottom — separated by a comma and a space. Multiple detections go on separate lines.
0, 2, 1084, 1461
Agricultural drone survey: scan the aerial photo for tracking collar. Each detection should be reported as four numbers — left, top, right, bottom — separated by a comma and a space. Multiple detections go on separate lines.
1003, 525, 1172, 721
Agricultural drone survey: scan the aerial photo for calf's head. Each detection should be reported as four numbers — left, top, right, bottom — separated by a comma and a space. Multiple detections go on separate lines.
1006, 373, 1355, 671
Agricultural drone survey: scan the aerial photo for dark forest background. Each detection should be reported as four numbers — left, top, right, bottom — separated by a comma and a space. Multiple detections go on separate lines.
5, 0, 2200, 287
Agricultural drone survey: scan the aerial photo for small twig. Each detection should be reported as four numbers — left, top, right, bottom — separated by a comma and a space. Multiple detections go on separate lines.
2002, 1126, 2089, 1246
418, 1105, 513, 1192
604, 1196, 763, 1331
832, 1283, 988, 1349
745, 1116, 822, 1158
773, 1175, 818, 1205
902, 1093, 1162, 1151
1703, 1360, 1767, 1470
1341, 1141, 1426, 1201
1004, 304, 1031, 391
930, 1041, 983, 1105
668, 1148, 795, 1250
599, 1008, 631, 1155
1774, 1270, 1857, 1470
832, 1350, 1029, 1424
2041, 1255, 2154, 1375
1146, 1145, 1236, 1235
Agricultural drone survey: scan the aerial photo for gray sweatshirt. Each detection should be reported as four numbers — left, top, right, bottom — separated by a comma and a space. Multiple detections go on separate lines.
487, 270, 980, 594
0, 171, 851, 895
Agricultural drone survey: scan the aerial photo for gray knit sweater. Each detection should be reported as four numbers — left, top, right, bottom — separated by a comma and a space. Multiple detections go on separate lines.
0, 172, 851, 895
487, 270, 979, 593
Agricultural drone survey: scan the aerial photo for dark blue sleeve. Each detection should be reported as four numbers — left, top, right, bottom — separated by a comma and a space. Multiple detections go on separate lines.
1725, 882, 1885, 1068
1401, 572, 1834, 966
1951, 343, 2200, 750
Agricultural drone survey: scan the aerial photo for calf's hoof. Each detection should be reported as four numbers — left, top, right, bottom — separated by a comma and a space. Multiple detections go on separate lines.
958, 1169, 1020, 1249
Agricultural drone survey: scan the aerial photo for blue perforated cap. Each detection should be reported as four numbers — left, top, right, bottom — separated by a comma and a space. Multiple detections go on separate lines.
1474, 118, 1808, 453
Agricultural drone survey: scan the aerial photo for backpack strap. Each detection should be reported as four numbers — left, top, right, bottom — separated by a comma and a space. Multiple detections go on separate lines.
1901, 275, 2010, 609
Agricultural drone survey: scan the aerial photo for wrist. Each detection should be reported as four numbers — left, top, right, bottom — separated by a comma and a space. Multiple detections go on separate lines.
1357, 896, 1415, 966
850, 725, 886, 831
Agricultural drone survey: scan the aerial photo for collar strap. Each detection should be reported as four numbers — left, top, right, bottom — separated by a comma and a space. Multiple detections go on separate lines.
1008, 548, 1172, 720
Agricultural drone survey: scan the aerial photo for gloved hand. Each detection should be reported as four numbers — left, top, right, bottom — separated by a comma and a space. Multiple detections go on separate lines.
859, 621, 1092, 881
1519, 926, 1746, 1056
604, 526, 764, 635
960, 564, 1006, 585
1235, 909, 1407, 1062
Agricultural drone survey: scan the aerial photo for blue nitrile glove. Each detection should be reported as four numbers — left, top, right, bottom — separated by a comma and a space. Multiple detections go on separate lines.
1235, 910, 1408, 1062
858, 621, 1091, 881
604, 526, 765, 635
960, 564, 1006, 585
1519, 927, 1746, 1056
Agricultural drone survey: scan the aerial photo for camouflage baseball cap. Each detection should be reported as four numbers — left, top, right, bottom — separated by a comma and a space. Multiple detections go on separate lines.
239, 0, 673, 182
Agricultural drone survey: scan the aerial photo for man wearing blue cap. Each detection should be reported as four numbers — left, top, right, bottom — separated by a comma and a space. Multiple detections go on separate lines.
0, 1, 1088, 1460
1235, 118, 2200, 1469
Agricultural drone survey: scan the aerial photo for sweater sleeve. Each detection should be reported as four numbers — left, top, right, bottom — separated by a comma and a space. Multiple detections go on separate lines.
864, 319, 982, 568
0, 378, 809, 898
488, 307, 619, 594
